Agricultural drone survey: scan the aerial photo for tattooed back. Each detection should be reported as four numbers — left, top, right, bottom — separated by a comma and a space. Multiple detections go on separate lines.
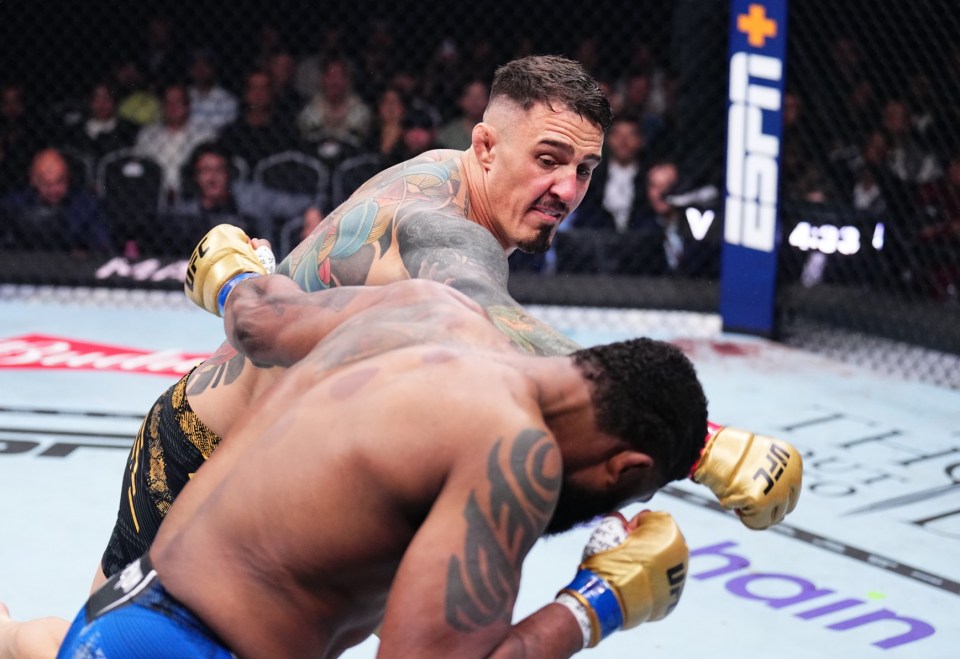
151, 278, 565, 658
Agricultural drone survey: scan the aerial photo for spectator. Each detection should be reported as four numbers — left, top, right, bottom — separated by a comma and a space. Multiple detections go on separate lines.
781, 91, 833, 202
247, 22, 283, 72
293, 26, 347, 99
387, 68, 443, 130
1, 148, 110, 253
881, 98, 940, 185
422, 38, 465, 122
218, 70, 301, 171
915, 153, 960, 299
461, 36, 498, 83
382, 108, 440, 168
297, 57, 372, 146
363, 86, 407, 158
595, 73, 626, 119
573, 36, 602, 77
918, 153, 960, 239
624, 42, 670, 117
139, 15, 182, 88
849, 130, 909, 215
619, 69, 664, 144
265, 49, 305, 124
905, 73, 938, 140
112, 59, 162, 127
61, 81, 138, 161
572, 114, 647, 233
135, 83, 216, 197
825, 79, 880, 152
0, 83, 43, 194
170, 141, 319, 247
639, 161, 684, 273
353, 20, 398, 104
186, 48, 239, 133
436, 79, 489, 150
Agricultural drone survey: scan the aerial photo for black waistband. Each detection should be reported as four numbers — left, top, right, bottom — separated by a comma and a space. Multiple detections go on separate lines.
86, 553, 157, 623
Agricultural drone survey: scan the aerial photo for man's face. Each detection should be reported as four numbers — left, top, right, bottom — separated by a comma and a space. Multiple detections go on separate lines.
1, 87, 24, 120
268, 53, 296, 88
882, 101, 909, 136
403, 126, 435, 155
31, 157, 69, 206
460, 82, 489, 122
321, 63, 349, 102
195, 153, 230, 202
90, 85, 115, 121
163, 87, 190, 128
378, 89, 405, 123
190, 57, 216, 87
245, 72, 273, 110
647, 164, 678, 215
546, 467, 662, 536
484, 102, 603, 253
606, 120, 642, 165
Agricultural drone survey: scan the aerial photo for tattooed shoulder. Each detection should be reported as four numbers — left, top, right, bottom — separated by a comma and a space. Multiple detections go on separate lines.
444, 428, 560, 631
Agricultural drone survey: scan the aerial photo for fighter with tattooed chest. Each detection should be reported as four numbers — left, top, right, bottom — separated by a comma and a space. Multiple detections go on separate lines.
0, 54, 801, 659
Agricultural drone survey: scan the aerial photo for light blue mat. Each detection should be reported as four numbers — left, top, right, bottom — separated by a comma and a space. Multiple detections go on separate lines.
1, 295, 957, 657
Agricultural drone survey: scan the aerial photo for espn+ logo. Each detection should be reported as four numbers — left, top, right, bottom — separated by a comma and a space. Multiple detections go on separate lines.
724, 51, 782, 253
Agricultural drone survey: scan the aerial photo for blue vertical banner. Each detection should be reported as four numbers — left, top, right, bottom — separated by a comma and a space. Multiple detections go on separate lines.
720, 0, 788, 336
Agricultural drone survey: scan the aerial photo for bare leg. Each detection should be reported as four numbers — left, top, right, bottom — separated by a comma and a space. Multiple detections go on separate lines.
0, 602, 69, 659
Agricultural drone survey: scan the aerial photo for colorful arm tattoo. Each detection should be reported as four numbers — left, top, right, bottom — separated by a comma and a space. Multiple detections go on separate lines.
276, 151, 581, 355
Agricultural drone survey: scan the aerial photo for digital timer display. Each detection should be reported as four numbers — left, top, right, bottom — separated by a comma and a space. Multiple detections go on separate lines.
787, 221, 886, 256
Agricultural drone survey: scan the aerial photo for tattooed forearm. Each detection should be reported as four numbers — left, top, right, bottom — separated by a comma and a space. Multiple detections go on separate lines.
400, 214, 509, 290
445, 429, 560, 631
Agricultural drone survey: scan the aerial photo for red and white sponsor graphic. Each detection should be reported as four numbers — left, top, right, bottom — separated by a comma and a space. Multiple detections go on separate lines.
0, 334, 209, 377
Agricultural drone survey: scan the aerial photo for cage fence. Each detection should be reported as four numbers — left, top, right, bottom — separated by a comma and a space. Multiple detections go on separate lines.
0, 0, 956, 386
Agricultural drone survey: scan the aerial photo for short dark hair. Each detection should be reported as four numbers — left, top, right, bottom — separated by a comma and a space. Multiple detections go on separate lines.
572, 338, 707, 483
490, 55, 613, 132
189, 141, 232, 172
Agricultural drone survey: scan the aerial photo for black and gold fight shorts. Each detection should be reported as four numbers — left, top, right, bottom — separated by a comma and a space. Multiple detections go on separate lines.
100, 371, 222, 577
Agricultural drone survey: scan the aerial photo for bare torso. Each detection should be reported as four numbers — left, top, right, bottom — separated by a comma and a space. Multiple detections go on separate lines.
185, 149, 492, 440
152, 283, 541, 658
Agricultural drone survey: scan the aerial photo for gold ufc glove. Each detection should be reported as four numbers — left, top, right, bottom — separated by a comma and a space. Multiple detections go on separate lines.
556, 511, 688, 648
691, 422, 803, 530
184, 224, 268, 316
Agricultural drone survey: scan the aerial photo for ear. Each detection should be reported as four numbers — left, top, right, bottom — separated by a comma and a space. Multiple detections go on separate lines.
607, 450, 654, 485
471, 122, 496, 168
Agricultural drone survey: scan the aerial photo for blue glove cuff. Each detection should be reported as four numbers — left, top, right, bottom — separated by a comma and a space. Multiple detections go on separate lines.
217, 272, 261, 316
564, 568, 624, 642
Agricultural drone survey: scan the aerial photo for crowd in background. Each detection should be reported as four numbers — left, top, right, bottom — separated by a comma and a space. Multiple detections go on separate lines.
0, 9, 958, 296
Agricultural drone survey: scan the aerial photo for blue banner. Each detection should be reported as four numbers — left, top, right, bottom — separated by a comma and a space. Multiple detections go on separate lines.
720, 0, 788, 336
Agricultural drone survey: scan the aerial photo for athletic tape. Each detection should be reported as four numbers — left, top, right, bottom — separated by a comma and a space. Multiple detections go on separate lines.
255, 246, 276, 275
562, 569, 624, 643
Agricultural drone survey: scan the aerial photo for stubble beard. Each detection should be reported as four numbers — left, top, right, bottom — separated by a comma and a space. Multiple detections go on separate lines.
515, 223, 556, 254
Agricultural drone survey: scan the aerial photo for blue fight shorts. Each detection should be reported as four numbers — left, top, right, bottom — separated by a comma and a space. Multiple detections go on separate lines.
57, 554, 235, 658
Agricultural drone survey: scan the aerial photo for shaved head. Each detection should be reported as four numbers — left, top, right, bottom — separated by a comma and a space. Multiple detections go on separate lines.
30, 149, 70, 206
